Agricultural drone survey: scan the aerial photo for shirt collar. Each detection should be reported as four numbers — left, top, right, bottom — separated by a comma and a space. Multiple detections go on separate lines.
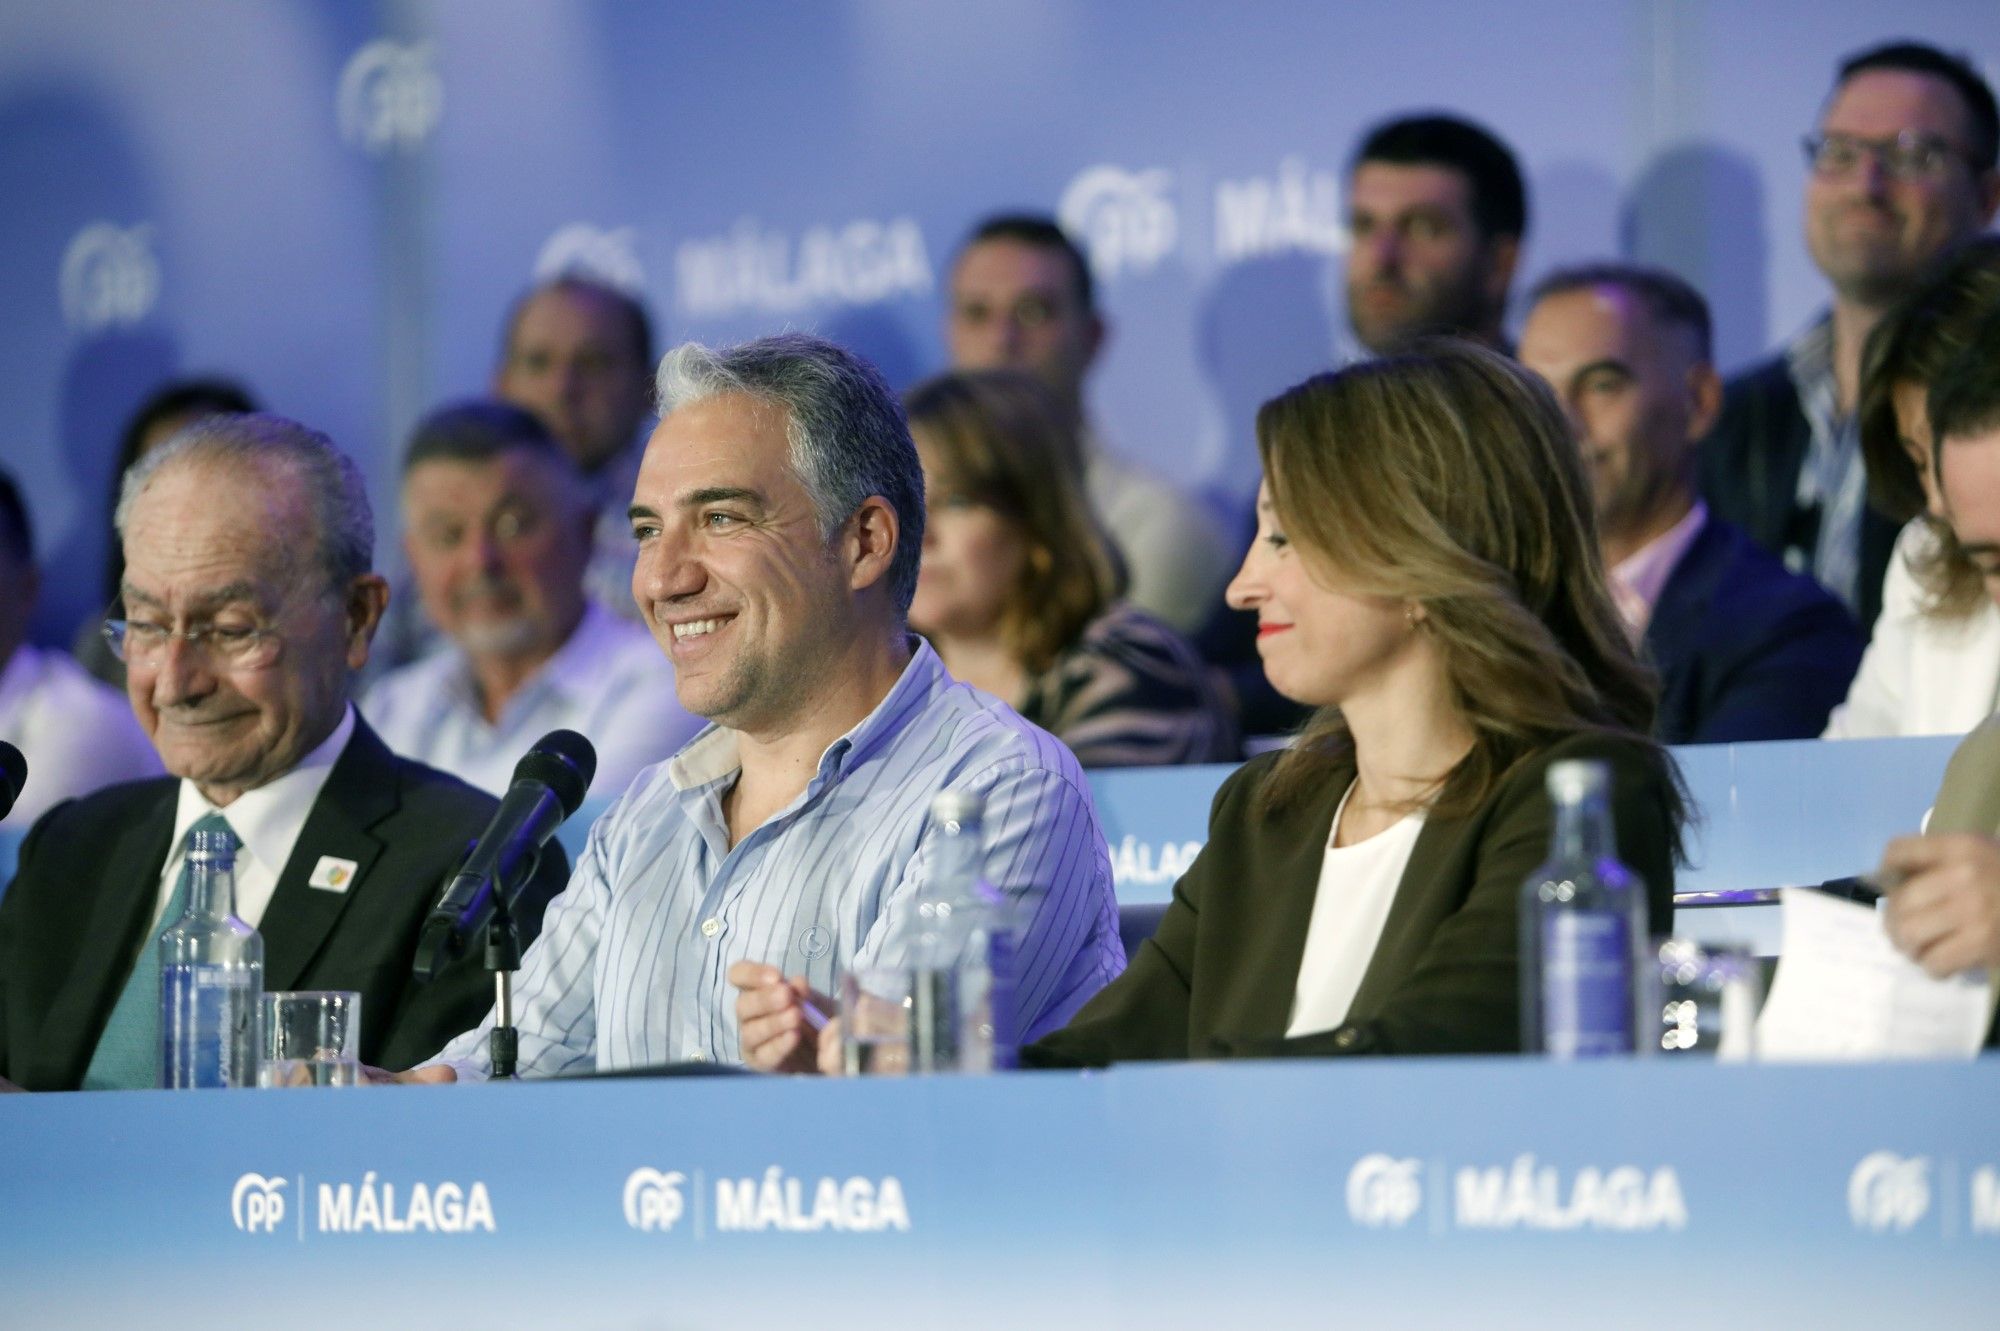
170, 704, 356, 879
1610, 502, 1708, 639
664, 636, 945, 795
1784, 313, 1836, 399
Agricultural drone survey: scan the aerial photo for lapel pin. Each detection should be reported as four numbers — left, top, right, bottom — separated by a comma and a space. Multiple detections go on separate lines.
308, 856, 360, 893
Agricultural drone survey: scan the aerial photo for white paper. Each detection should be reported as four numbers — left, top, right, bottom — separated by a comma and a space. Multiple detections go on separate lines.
1754, 887, 1994, 1061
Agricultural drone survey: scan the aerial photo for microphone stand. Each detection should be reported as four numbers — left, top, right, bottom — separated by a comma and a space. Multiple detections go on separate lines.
481, 851, 534, 1080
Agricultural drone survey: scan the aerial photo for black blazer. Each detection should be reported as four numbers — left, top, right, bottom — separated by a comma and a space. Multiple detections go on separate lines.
1026, 733, 1678, 1066
1700, 353, 1899, 631
0, 719, 570, 1089
1645, 517, 1866, 744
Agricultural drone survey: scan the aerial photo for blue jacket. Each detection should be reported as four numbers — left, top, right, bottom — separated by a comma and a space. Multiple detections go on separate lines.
1645, 516, 1866, 745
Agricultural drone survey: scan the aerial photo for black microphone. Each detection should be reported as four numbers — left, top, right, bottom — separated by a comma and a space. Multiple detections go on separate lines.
414, 730, 595, 981
0, 741, 24, 821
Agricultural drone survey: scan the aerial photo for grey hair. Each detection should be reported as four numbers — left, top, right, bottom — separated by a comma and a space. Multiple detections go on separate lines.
114, 412, 375, 595
655, 332, 925, 612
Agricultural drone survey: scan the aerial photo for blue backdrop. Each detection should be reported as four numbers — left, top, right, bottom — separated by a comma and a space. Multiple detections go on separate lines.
2, 1, 1994, 647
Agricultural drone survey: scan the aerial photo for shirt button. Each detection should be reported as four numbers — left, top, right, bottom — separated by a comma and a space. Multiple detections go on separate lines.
688, 1051, 706, 1063
1333, 1027, 1361, 1050
700, 917, 722, 938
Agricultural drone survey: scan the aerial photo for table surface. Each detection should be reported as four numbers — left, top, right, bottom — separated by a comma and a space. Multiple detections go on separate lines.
4, 1056, 1996, 1329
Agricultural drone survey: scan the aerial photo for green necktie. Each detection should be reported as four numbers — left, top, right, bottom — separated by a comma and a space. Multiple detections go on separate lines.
81, 813, 240, 1090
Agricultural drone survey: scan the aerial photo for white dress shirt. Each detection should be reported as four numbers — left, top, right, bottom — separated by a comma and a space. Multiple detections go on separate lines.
361, 600, 701, 798
148, 706, 356, 932
0, 643, 160, 830
1286, 781, 1427, 1038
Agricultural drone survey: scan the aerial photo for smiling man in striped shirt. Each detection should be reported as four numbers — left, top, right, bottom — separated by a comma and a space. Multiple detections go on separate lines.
415, 333, 1123, 1079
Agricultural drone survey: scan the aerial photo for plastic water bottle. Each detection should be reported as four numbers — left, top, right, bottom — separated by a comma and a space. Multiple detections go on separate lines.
160, 829, 264, 1088
913, 791, 1014, 1073
1519, 760, 1648, 1058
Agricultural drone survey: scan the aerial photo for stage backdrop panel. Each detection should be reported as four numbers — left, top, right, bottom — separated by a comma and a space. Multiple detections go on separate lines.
1, 1, 1993, 646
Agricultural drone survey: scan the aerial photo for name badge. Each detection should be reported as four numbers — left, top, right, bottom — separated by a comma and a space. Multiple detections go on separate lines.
308, 856, 359, 893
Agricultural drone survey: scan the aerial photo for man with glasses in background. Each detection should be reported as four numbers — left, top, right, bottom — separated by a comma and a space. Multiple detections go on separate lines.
1703, 41, 2000, 630
0, 415, 567, 1091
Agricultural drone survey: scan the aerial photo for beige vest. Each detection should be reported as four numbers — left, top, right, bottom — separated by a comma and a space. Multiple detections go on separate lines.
1927, 716, 2000, 1035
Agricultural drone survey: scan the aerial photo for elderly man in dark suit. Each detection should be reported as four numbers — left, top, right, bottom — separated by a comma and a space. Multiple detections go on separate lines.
1519, 263, 1866, 744
0, 414, 567, 1091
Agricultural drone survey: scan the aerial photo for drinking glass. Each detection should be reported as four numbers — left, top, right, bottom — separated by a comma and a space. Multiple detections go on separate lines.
257, 990, 362, 1087
1654, 940, 1763, 1060
839, 966, 913, 1076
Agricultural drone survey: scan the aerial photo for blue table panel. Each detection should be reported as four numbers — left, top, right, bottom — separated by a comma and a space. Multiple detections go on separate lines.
552, 737, 1960, 916
2, 1059, 1995, 1328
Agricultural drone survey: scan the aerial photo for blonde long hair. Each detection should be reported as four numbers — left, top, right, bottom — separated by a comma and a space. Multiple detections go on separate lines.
1256, 340, 1674, 824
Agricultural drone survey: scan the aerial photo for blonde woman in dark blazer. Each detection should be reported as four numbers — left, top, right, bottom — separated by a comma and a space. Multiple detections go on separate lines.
1028, 341, 1686, 1064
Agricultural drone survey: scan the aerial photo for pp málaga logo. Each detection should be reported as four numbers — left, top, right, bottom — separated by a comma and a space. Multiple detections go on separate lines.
338, 39, 442, 154
232, 1173, 288, 1234
624, 1167, 687, 1232
1848, 1152, 1931, 1233
60, 223, 160, 333
1346, 1154, 1423, 1229
1058, 165, 1177, 282
534, 224, 648, 295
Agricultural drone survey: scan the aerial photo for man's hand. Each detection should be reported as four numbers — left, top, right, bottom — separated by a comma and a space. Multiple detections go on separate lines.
817, 1017, 845, 1076
360, 1064, 459, 1085
729, 960, 832, 1074
1879, 833, 2000, 978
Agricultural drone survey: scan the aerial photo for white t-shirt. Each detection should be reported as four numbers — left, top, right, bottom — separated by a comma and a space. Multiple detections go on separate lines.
0, 643, 160, 830
1285, 781, 1426, 1038
1824, 519, 2000, 738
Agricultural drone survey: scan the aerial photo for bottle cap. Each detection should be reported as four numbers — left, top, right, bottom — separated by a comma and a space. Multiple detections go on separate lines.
186, 828, 237, 863
929, 789, 984, 832
1545, 759, 1610, 804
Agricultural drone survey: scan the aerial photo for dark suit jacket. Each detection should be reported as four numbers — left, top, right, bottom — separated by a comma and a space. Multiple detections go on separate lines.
1645, 516, 1866, 744
1026, 733, 1679, 1066
1700, 352, 1899, 631
0, 719, 570, 1089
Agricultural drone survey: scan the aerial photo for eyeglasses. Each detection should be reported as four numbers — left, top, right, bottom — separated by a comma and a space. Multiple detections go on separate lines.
1802, 131, 1970, 182
102, 617, 284, 669
411, 503, 545, 555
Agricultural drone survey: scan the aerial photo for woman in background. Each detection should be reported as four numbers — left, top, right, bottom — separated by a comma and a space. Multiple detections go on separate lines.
902, 369, 1237, 768
1827, 237, 2000, 737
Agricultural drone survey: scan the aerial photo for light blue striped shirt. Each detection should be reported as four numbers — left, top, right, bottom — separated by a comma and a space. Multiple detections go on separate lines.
428, 639, 1123, 1076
